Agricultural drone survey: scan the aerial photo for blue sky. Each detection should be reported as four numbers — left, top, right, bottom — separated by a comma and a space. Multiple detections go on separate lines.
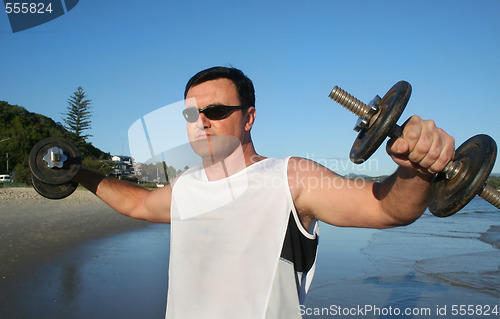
1, 0, 499, 176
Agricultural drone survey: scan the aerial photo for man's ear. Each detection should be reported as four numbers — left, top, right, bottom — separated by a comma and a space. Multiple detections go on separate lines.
244, 107, 256, 131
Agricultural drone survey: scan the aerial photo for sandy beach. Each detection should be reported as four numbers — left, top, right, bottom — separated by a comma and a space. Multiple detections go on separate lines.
0, 187, 150, 282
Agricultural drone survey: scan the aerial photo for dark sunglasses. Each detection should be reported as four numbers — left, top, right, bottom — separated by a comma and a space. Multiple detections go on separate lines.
182, 104, 251, 123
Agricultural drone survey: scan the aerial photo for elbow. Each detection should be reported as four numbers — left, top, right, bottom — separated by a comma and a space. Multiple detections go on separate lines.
387, 217, 418, 228
381, 208, 426, 229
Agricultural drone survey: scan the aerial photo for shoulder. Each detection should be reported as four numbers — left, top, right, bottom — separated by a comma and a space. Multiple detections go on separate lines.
287, 157, 331, 198
287, 156, 337, 184
288, 156, 326, 190
287, 157, 331, 229
287, 156, 321, 171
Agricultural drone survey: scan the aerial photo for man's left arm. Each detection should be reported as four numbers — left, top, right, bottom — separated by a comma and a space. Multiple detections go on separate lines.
290, 115, 455, 229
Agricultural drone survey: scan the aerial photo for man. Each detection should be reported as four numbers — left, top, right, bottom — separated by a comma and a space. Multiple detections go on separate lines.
74, 66, 455, 318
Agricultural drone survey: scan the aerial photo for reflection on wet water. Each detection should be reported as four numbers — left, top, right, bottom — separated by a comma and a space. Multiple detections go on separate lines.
60, 265, 79, 303
0, 223, 170, 319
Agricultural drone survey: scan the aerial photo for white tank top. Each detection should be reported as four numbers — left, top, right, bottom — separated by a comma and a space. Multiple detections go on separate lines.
166, 157, 312, 318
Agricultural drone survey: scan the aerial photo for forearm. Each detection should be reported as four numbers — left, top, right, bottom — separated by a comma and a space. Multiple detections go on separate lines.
73, 168, 151, 219
374, 166, 434, 226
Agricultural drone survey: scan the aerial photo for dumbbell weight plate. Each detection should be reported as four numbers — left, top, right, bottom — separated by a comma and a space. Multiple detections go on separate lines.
429, 134, 497, 217
31, 175, 79, 200
350, 81, 412, 164
29, 137, 81, 185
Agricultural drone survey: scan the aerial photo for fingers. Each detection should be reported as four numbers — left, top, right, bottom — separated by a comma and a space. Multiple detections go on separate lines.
417, 127, 455, 173
388, 116, 455, 175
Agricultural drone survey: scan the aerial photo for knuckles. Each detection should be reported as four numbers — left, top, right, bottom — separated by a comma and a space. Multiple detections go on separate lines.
397, 115, 455, 174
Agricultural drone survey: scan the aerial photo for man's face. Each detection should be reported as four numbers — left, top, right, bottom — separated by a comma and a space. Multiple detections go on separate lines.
185, 78, 252, 162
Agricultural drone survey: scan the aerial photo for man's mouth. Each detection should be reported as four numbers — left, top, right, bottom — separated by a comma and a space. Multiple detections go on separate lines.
196, 133, 211, 140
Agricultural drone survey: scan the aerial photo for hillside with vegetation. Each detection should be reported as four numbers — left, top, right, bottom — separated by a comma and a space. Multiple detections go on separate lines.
0, 101, 111, 183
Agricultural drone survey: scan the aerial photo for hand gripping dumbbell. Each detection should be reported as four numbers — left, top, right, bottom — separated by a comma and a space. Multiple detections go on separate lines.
328, 81, 500, 217
29, 137, 82, 199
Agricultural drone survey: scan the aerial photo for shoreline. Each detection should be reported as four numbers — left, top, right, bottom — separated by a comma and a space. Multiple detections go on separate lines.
479, 225, 500, 249
0, 187, 151, 282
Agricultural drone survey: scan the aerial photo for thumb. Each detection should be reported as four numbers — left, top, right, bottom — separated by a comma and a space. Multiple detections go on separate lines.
387, 138, 409, 156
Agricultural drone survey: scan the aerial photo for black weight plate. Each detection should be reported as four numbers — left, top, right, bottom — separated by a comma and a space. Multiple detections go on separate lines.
29, 137, 81, 185
429, 134, 497, 217
31, 175, 79, 200
350, 81, 412, 164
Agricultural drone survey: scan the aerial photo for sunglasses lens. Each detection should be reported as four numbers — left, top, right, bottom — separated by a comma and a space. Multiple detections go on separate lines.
182, 108, 199, 122
203, 106, 229, 120
183, 105, 246, 122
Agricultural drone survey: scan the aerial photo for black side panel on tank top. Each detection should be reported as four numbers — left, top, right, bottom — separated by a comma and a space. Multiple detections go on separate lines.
280, 212, 318, 273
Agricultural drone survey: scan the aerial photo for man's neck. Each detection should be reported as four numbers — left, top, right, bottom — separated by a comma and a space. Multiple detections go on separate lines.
202, 140, 265, 181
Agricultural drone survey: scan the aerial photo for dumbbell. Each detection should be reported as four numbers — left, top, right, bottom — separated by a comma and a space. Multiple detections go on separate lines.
328, 81, 500, 217
28, 137, 81, 199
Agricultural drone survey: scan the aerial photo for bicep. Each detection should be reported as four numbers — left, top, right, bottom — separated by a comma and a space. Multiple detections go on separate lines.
289, 158, 394, 229
139, 185, 172, 223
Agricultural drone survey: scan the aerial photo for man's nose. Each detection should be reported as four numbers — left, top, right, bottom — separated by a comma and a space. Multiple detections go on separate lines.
196, 112, 210, 129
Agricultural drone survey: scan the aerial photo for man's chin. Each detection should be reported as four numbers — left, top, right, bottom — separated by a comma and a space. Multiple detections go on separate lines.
189, 135, 241, 163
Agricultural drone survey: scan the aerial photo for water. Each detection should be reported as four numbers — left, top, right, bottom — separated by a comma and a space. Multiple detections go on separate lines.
0, 198, 498, 318
303, 197, 500, 318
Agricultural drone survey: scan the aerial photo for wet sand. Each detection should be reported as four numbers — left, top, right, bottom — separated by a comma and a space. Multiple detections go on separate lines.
0, 187, 150, 282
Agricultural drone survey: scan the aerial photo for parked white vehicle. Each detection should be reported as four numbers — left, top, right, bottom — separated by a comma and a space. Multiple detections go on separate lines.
0, 175, 11, 182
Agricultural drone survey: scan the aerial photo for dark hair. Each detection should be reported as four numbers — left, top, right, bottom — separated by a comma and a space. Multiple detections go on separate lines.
184, 66, 255, 107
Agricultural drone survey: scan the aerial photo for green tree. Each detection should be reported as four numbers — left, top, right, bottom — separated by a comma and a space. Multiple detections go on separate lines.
63, 86, 93, 141
83, 157, 114, 176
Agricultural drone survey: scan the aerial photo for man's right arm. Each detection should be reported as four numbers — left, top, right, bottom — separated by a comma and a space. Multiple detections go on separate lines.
73, 168, 172, 223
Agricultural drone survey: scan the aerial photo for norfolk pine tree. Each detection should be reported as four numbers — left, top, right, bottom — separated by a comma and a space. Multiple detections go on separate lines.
63, 86, 92, 141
